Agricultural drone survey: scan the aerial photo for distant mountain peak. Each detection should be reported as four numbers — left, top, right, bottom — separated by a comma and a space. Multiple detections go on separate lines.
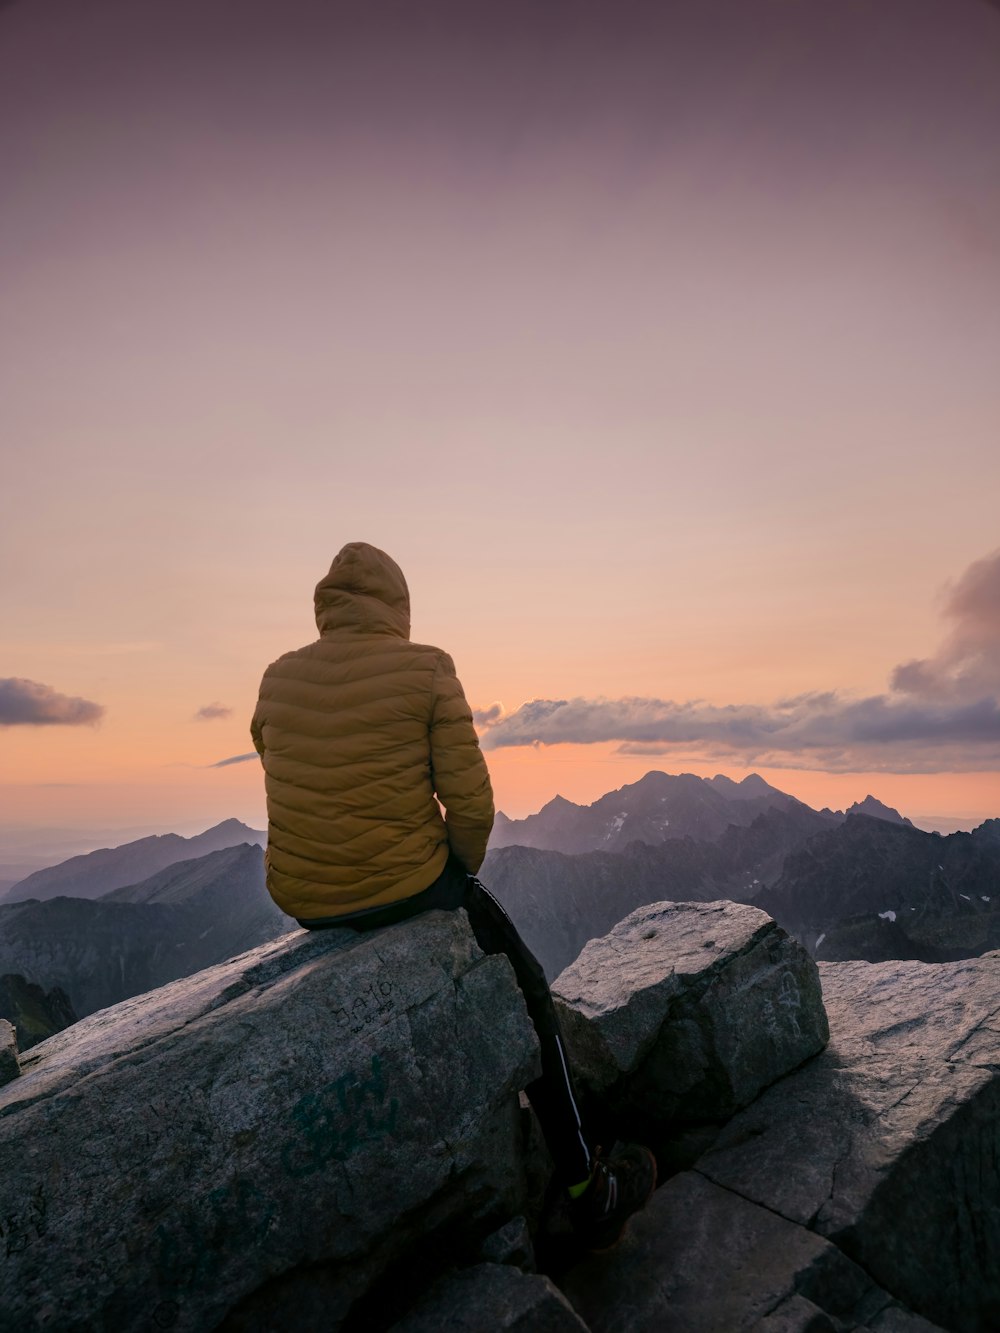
543, 794, 579, 811
845, 796, 913, 827
100, 842, 266, 904
706, 772, 785, 802
487, 769, 808, 855
202, 818, 258, 835
1, 818, 267, 906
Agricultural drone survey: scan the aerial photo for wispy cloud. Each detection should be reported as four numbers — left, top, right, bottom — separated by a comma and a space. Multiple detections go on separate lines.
0, 678, 104, 727
194, 702, 233, 721
210, 752, 259, 768
890, 547, 1000, 702
476, 547, 1000, 774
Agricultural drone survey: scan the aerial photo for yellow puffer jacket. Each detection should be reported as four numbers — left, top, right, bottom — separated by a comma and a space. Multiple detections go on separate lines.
250, 543, 494, 921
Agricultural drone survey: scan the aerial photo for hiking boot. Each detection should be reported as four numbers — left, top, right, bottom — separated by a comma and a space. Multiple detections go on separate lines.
569, 1144, 658, 1252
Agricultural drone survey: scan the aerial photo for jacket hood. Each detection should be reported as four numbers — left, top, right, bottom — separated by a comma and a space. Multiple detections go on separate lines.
314, 542, 411, 639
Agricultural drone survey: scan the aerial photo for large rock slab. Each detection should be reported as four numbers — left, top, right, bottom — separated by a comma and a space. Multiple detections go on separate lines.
695, 955, 1000, 1332
0, 911, 539, 1333
562, 1170, 942, 1333
552, 901, 829, 1140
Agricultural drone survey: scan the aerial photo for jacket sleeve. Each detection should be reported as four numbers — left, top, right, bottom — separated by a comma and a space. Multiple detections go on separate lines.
249, 694, 265, 758
429, 653, 494, 873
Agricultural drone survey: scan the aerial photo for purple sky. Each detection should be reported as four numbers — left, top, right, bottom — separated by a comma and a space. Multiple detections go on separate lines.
2, 0, 1000, 834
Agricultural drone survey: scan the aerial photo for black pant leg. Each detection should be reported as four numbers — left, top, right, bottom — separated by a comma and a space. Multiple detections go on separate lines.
462, 875, 593, 1186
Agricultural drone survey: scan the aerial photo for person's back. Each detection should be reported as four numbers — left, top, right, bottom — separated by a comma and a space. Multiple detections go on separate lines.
251, 541, 493, 921
252, 542, 656, 1251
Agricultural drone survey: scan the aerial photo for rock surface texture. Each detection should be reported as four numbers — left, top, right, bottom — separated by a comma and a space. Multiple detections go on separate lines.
3, 896, 998, 1332
0, 912, 538, 1332
562, 952, 1000, 1332
552, 900, 829, 1148
390, 1262, 589, 1331
563, 1171, 946, 1333
696, 955, 1000, 1333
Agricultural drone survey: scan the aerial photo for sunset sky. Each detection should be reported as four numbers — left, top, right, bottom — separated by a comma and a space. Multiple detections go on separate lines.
3, 0, 1000, 851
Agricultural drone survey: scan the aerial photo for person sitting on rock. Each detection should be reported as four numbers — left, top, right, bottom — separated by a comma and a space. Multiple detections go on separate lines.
250, 541, 656, 1251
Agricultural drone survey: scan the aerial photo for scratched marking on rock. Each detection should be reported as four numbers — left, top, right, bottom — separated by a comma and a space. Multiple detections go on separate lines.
760, 973, 803, 1040
330, 974, 395, 1035
280, 1053, 399, 1178
776, 972, 803, 1037
761, 997, 781, 1038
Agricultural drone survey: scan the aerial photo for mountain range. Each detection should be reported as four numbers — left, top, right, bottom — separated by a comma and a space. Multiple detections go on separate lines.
757, 815, 1000, 962
483, 798, 833, 977
0, 818, 266, 904
1, 773, 994, 1047
481, 772, 991, 977
0, 843, 292, 1023
484, 806, 1000, 978
487, 770, 911, 854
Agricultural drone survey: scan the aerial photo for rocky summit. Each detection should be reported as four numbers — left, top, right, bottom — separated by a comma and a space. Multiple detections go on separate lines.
695, 956, 1000, 1332
561, 950, 1000, 1333
552, 900, 829, 1155
0, 914, 538, 1332
1, 903, 998, 1331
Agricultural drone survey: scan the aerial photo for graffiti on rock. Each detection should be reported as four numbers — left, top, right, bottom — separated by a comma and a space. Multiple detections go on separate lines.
281, 1052, 399, 1178
761, 971, 804, 1040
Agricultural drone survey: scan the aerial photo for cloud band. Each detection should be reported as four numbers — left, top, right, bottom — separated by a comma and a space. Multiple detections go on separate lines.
476, 547, 1000, 774
0, 678, 104, 727
211, 752, 259, 768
